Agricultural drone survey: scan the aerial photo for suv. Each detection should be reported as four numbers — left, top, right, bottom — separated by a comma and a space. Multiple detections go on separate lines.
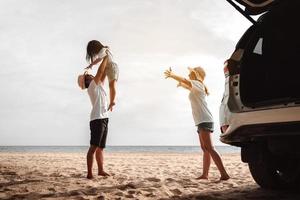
219, 0, 300, 189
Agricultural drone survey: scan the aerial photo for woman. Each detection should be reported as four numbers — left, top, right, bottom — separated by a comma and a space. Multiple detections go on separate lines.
78, 40, 119, 179
164, 67, 230, 181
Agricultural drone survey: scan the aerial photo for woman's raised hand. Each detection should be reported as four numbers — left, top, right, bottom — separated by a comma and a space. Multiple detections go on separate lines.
177, 82, 182, 88
164, 67, 173, 79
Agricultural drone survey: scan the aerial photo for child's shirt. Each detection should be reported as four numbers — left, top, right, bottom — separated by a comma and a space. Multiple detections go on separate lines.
98, 48, 119, 82
188, 80, 214, 126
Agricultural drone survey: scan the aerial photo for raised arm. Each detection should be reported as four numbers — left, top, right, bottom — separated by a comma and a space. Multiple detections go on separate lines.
94, 56, 108, 85
164, 68, 192, 90
177, 81, 192, 90
85, 57, 102, 70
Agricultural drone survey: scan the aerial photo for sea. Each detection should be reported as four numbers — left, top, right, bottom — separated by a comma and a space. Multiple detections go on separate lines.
0, 146, 240, 154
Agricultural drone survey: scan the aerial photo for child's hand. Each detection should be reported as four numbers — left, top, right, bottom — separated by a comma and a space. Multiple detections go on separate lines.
164, 67, 173, 79
84, 58, 102, 70
84, 64, 93, 70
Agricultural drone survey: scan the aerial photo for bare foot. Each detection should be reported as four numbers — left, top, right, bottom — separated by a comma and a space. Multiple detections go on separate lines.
87, 174, 94, 179
196, 175, 208, 180
219, 174, 230, 181
98, 171, 110, 176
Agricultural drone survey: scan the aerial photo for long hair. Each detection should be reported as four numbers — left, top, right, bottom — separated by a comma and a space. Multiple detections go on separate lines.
191, 67, 209, 96
86, 40, 108, 63
202, 81, 209, 96
196, 76, 209, 96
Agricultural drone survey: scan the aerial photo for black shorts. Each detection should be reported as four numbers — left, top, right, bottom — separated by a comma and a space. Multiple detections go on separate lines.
197, 122, 214, 133
90, 118, 109, 148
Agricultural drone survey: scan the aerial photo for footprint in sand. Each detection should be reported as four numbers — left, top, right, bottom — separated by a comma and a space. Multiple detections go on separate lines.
116, 177, 127, 182
165, 178, 176, 182
128, 190, 136, 194
141, 188, 156, 193
73, 196, 89, 200
96, 195, 105, 200
64, 167, 76, 170
70, 173, 84, 178
48, 187, 56, 192
125, 194, 135, 198
170, 188, 182, 195
144, 192, 156, 197
1, 171, 17, 176
83, 187, 99, 196
145, 177, 161, 182
49, 172, 63, 177
68, 190, 84, 196
114, 191, 124, 196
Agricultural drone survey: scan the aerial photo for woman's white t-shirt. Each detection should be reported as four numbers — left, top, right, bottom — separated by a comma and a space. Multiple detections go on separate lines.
87, 80, 109, 121
188, 80, 214, 125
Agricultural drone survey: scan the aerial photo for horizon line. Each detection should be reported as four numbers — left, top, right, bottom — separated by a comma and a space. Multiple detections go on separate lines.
0, 145, 233, 147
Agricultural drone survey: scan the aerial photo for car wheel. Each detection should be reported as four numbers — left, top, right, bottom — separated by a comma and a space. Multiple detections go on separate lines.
248, 154, 300, 189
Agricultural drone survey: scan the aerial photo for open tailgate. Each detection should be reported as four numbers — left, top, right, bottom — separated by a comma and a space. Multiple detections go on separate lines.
234, 0, 276, 15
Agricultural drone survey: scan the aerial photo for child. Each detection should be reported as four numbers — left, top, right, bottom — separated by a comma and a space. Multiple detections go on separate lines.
164, 67, 229, 181
78, 40, 119, 179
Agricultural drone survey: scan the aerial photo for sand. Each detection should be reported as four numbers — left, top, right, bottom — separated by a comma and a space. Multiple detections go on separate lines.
1, 152, 299, 200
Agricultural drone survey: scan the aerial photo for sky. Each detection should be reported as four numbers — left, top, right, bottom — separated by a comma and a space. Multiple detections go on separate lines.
0, 0, 251, 146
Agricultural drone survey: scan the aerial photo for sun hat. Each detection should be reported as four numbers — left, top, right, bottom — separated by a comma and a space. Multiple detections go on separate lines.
188, 66, 206, 82
77, 74, 85, 90
77, 71, 90, 90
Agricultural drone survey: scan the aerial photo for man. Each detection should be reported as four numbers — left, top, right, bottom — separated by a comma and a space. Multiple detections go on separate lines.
78, 40, 119, 179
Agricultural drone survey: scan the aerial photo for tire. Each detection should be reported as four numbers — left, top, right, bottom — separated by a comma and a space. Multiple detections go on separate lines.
248, 153, 300, 189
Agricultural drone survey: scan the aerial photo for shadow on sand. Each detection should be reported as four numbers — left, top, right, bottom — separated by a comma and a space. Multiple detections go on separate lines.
159, 185, 300, 200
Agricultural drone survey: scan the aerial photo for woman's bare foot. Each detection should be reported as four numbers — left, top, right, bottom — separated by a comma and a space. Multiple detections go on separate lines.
87, 174, 94, 179
219, 174, 230, 181
98, 171, 110, 176
196, 175, 208, 180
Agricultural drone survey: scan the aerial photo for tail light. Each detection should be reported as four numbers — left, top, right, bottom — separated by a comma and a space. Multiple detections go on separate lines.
223, 59, 240, 77
221, 125, 229, 133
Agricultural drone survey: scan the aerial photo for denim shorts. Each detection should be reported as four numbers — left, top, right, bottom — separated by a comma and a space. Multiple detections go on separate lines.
197, 122, 214, 133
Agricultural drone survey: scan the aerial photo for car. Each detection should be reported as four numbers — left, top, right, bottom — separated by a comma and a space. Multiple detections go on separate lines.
219, 0, 300, 189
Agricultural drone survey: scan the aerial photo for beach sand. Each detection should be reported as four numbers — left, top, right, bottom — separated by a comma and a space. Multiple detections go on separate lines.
1, 152, 299, 200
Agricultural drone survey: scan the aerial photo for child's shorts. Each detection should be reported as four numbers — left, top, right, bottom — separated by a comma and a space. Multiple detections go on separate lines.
197, 122, 214, 133
90, 118, 109, 148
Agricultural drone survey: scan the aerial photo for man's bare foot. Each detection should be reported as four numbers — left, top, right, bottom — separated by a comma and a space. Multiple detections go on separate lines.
196, 175, 208, 180
87, 174, 94, 179
98, 171, 110, 176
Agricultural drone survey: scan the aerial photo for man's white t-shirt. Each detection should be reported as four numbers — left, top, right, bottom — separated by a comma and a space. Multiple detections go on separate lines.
87, 48, 119, 121
87, 80, 109, 121
188, 80, 214, 125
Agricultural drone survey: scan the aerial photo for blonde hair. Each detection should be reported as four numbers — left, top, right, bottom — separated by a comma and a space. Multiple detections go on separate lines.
190, 67, 209, 96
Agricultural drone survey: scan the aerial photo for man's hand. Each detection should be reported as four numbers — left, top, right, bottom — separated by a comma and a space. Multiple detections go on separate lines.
108, 102, 116, 111
164, 67, 173, 79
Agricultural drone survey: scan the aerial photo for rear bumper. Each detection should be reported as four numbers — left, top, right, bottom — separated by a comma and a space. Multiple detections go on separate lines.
220, 106, 300, 145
